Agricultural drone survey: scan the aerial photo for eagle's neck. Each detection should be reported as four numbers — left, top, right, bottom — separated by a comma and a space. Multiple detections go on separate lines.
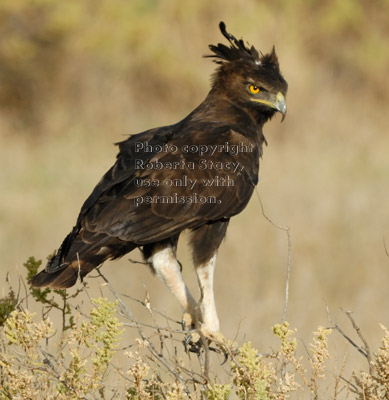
188, 94, 269, 127
183, 93, 271, 146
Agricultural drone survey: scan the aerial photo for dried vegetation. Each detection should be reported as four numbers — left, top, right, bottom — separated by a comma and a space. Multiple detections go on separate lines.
0, 258, 389, 399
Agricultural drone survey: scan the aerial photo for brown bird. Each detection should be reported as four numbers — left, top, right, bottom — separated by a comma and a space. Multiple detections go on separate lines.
30, 22, 287, 341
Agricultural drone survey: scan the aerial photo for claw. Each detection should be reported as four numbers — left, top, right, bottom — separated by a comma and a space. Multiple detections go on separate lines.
220, 347, 229, 365
182, 329, 230, 363
184, 333, 201, 354
182, 312, 195, 331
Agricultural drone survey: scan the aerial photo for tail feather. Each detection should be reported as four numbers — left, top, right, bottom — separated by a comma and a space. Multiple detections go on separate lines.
29, 263, 79, 289
30, 229, 137, 289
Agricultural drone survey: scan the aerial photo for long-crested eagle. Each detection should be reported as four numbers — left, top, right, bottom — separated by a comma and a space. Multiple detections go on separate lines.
31, 22, 287, 340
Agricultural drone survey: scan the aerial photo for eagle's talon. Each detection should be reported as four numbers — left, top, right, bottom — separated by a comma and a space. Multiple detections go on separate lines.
183, 328, 230, 360
200, 329, 227, 345
200, 330, 231, 363
220, 347, 229, 365
183, 333, 202, 354
181, 312, 195, 331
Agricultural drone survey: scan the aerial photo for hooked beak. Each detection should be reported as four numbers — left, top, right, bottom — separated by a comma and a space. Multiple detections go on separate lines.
250, 91, 287, 121
274, 92, 287, 122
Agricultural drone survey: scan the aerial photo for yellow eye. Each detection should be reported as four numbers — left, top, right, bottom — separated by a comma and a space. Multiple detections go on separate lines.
249, 84, 260, 94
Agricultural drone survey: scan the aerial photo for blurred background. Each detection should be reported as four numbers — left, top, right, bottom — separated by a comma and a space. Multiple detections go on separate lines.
1, 0, 388, 373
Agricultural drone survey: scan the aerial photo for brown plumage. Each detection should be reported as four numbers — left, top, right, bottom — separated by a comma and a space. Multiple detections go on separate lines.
30, 22, 287, 337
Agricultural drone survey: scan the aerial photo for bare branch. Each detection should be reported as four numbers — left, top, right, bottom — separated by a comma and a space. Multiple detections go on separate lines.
337, 374, 359, 393
128, 258, 149, 266
384, 237, 389, 260
253, 187, 292, 323
327, 306, 372, 374
342, 309, 372, 372
120, 292, 180, 324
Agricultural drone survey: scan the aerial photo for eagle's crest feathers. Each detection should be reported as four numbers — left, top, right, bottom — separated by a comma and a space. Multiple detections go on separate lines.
207, 22, 279, 71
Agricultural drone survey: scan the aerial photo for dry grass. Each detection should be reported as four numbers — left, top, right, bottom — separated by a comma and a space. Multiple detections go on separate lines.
1, 0, 389, 393
2, 271, 389, 399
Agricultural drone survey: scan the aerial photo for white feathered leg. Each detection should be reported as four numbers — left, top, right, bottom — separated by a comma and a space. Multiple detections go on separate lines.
195, 254, 222, 337
149, 246, 200, 329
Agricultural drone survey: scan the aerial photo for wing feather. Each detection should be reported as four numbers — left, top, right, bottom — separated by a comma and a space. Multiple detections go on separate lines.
79, 123, 260, 244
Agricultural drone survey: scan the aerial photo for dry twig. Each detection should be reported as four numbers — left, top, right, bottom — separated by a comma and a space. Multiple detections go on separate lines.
253, 187, 292, 323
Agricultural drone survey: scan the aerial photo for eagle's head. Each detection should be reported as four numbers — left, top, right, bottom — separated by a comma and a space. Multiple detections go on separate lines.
207, 22, 287, 122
